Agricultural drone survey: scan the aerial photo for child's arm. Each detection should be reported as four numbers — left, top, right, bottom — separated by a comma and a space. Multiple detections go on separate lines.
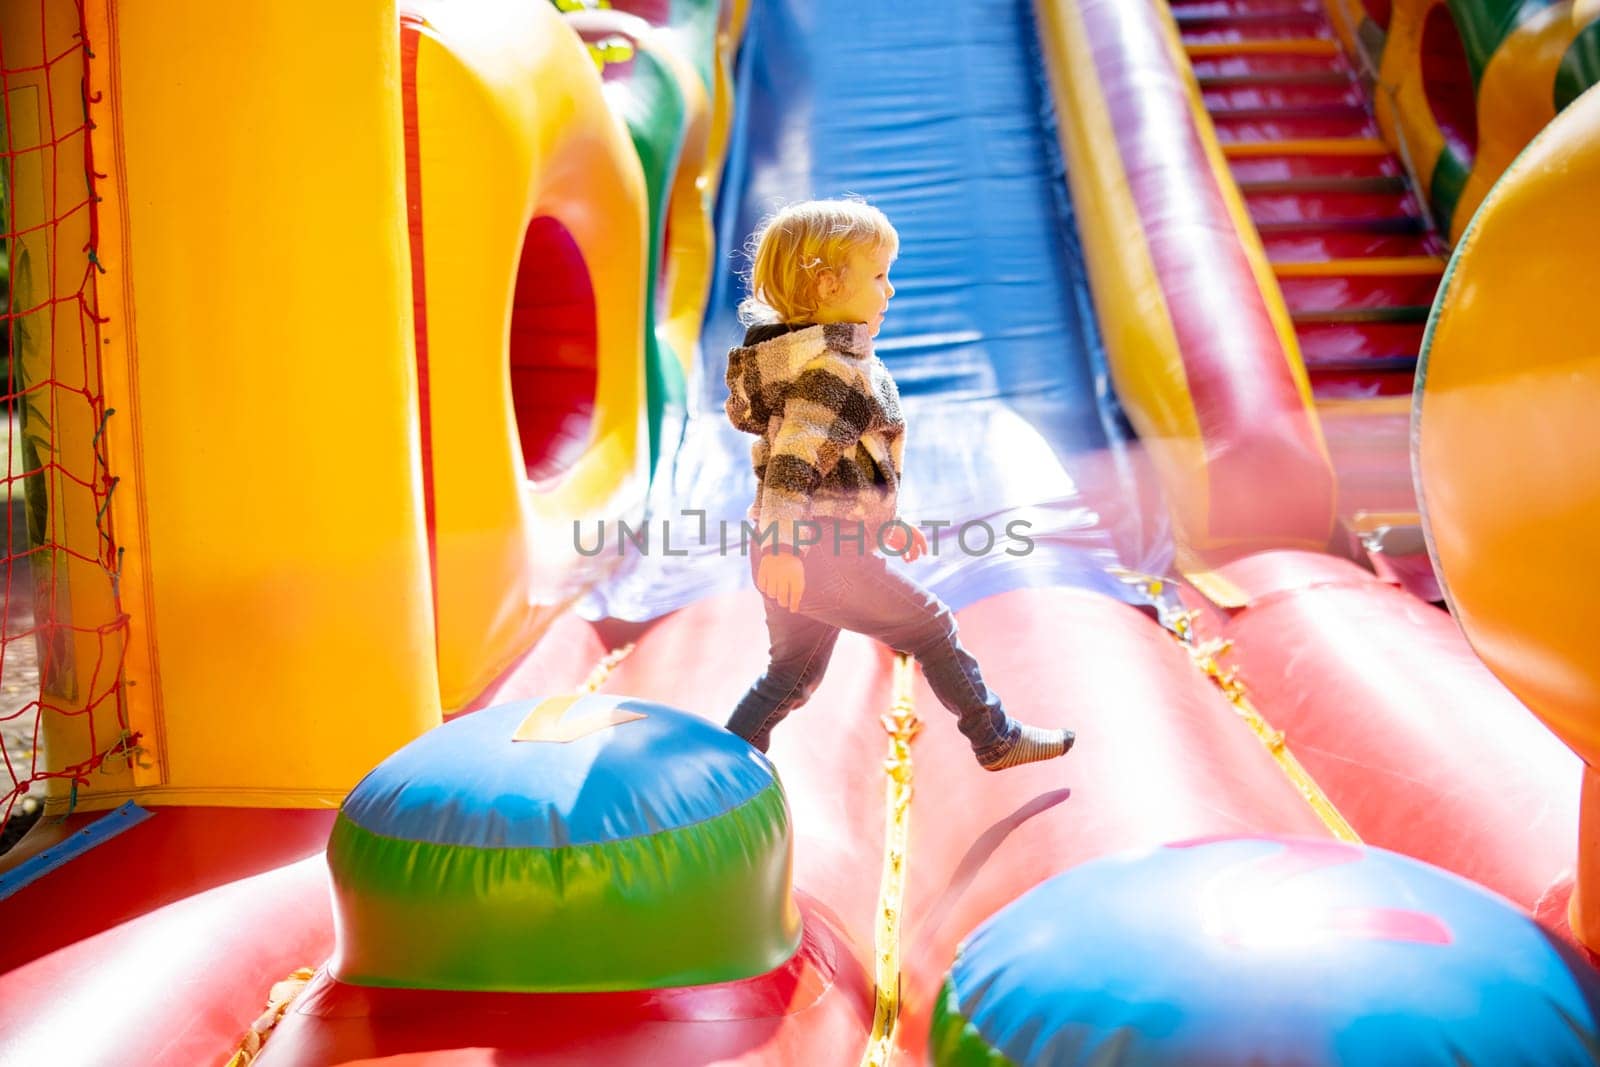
880, 523, 928, 561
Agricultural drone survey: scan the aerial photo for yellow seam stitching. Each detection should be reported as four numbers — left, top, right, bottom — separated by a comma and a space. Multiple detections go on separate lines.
576, 642, 637, 694
860, 653, 920, 1067
1173, 609, 1361, 842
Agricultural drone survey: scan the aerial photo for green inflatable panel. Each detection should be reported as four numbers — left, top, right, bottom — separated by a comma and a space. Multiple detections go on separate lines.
578, 15, 691, 475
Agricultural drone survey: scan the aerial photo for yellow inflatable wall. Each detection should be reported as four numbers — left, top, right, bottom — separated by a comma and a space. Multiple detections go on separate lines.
4, 0, 732, 812
84, 0, 441, 807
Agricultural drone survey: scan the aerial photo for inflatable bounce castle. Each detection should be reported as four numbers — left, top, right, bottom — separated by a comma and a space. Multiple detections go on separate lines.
2, 0, 1599, 1063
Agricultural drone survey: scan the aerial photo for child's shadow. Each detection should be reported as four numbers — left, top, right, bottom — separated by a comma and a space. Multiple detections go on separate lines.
914, 788, 1073, 944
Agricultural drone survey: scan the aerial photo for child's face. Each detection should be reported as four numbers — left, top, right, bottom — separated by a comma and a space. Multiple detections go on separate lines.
817, 243, 896, 336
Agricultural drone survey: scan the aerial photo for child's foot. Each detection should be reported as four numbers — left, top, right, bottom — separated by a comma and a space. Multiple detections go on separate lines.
979, 725, 1074, 771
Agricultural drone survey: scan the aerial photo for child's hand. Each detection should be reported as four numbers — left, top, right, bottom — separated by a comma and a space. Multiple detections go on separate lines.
881, 523, 929, 562
757, 553, 806, 612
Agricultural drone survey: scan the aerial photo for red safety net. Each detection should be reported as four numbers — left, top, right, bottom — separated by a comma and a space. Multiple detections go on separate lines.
1, 1, 130, 852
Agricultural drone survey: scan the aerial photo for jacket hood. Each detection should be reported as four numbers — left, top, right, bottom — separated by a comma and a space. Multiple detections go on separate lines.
724, 322, 873, 435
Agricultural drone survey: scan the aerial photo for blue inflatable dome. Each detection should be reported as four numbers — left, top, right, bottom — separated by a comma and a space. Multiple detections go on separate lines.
931, 834, 1600, 1065
327, 694, 800, 992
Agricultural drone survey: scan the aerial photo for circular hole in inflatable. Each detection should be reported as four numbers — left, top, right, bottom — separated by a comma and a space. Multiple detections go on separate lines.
1420, 5, 1477, 160
1361, 0, 1391, 30
509, 217, 598, 486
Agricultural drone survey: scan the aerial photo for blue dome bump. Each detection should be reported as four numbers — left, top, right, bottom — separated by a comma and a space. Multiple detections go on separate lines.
328, 695, 800, 992
931, 835, 1600, 1065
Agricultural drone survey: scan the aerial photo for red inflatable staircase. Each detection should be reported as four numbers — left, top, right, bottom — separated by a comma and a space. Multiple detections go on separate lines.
1170, 0, 1448, 520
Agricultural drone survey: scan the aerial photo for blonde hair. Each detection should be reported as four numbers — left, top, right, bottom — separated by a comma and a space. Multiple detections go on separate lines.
739, 198, 899, 325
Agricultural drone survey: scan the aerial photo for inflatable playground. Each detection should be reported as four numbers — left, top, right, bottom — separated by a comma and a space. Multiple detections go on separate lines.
2, 0, 1599, 1062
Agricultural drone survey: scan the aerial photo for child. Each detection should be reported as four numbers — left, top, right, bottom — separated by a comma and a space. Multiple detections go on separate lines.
722, 198, 1074, 771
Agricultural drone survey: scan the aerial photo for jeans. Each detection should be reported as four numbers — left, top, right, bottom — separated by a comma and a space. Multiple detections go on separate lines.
725, 540, 1018, 761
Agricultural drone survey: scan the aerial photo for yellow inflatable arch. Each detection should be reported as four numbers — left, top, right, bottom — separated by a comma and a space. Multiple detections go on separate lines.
403, 0, 651, 710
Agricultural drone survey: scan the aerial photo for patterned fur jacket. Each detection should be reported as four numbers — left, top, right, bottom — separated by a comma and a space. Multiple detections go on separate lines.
725, 321, 906, 553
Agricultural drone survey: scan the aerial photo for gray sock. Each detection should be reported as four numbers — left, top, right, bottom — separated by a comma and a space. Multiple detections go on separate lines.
980, 725, 1075, 771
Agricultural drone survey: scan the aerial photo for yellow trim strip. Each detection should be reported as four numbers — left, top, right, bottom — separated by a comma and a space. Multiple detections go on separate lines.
1320, 0, 1366, 58
225, 968, 317, 1066
1173, 544, 1253, 609
860, 654, 920, 1067
1177, 567, 1252, 610
1349, 510, 1422, 533
1172, 614, 1361, 842
1198, 641, 1361, 842
43, 786, 347, 812
1314, 395, 1413, 417
1120, 574, 1357, 841
1222, 137, 1390, 157
577, 642, 637, 694
1184, 37, 1341, 57
1272, 256, 1447, 277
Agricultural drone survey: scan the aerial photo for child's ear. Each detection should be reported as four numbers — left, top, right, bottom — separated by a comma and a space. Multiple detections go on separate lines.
816, 269, 839, 302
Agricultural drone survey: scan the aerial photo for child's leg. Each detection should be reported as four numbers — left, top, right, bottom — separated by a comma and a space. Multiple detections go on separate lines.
800, 552, 1068, 768
725, 590, 842, 752
793, 551, 1008, 758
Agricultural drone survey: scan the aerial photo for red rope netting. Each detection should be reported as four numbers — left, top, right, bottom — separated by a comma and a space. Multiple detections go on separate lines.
1, 0, 130, 850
